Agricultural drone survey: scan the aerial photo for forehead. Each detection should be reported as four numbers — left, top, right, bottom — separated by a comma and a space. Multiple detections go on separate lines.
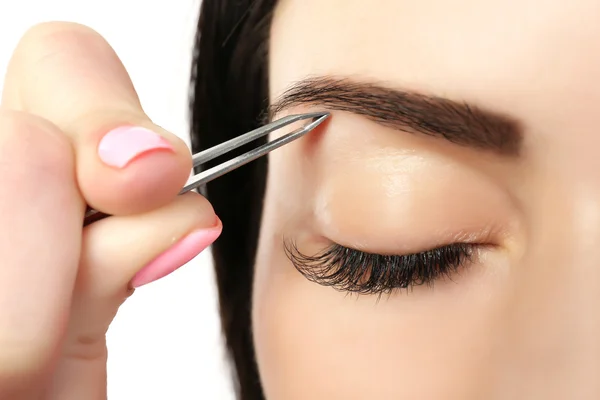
269, 0, 600, 121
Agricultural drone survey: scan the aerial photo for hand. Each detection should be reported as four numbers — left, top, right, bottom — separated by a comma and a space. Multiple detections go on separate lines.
0, 22, 220, 399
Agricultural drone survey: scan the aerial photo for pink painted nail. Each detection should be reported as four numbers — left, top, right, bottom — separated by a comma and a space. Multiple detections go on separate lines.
131, 227, 222, 288
98, 126, 175, 168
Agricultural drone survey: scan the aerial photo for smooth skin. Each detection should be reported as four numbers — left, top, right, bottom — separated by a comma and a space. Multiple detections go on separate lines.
0, 22, 218, 399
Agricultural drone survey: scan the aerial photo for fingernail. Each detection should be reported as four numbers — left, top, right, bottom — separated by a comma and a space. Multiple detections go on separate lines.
131, 226, 222, 288
98, 126, 175, 168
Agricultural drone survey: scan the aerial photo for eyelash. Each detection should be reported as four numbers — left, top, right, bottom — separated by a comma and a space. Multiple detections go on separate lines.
284, 241, 476, 296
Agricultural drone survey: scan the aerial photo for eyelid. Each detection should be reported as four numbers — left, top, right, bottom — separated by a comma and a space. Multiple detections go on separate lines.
315, 214, 503, 257
311, 163, 514, 255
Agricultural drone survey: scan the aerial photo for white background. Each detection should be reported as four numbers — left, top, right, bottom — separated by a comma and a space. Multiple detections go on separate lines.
0, 1, 235, 399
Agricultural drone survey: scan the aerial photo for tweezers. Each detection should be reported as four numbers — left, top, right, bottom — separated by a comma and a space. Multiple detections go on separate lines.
83, 111, 330, 226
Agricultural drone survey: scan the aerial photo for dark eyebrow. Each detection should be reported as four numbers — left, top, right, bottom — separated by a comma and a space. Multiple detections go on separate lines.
269, 76, 523, 156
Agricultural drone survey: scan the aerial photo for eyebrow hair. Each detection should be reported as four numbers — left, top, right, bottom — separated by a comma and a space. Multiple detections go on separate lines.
269, 76, 523, 156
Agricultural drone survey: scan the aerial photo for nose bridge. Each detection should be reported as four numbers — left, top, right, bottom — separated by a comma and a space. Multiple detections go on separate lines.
490, 178, 600, 398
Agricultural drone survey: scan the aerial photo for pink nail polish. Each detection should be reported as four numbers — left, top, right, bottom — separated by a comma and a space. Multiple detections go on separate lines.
131, 227, 222, 288
98, 126, 175, 168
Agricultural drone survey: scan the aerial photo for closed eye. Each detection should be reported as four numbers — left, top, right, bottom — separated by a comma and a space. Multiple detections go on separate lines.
284, 240, 477, 296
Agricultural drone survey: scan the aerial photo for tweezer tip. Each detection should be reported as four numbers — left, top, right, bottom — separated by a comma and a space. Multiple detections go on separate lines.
304, 111, 330, 119
302, 111, 330, 132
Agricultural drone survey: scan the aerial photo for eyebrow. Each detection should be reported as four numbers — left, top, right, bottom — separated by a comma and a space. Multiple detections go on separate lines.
269, 76, 523, 156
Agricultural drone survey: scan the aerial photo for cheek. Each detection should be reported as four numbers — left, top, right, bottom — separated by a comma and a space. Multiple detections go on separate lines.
252, 242, 510, 399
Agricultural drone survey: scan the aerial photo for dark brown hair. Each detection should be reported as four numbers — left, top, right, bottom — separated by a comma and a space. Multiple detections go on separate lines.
189, 1, 277, 399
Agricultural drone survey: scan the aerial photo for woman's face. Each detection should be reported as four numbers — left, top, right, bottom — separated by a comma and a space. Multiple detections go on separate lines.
252, 0, 600, 398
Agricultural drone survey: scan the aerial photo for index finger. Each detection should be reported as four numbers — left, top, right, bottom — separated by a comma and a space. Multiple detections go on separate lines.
0, 111, 81, 391
1, 22, 193, 215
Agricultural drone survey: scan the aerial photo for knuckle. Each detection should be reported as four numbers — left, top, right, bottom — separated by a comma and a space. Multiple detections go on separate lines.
16, 22, 105, 83
0, 110, 74, 178
9, 22, 140, 126
13, 22, 103, 77
18, 21, 100, 52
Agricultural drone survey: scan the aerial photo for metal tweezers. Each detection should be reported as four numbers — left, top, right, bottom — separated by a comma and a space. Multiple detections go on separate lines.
83, 111, 330, 226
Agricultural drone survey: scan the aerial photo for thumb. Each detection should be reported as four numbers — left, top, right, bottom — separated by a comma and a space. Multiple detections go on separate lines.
2, 22, 191, 216
46, 192, 220, 398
